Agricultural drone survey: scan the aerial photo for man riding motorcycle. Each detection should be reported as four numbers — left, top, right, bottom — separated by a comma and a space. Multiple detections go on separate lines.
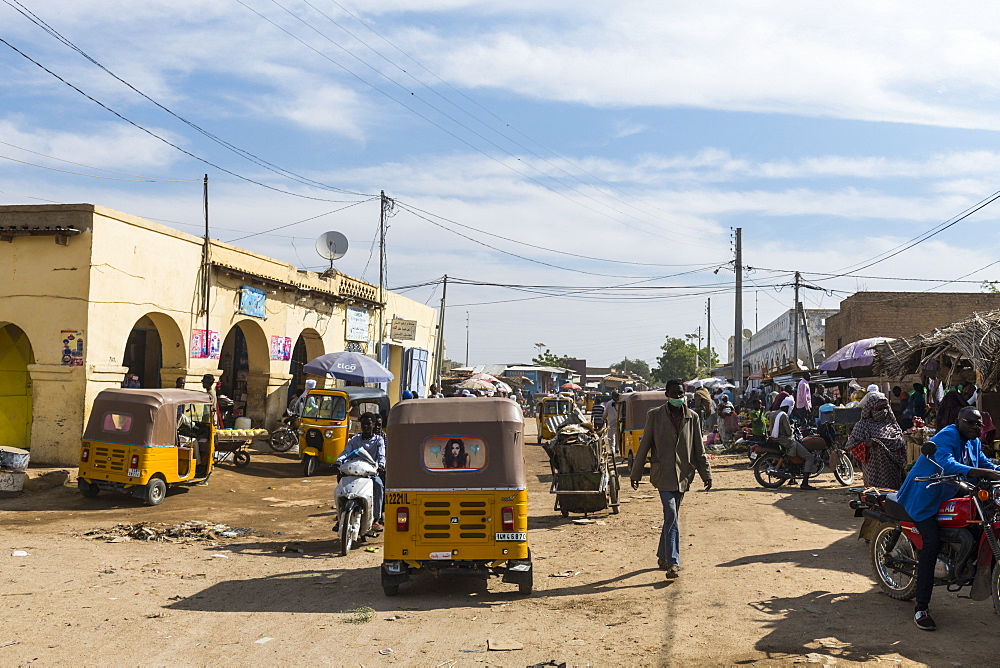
767, 396, 818, 490
896, 406, 1000, 630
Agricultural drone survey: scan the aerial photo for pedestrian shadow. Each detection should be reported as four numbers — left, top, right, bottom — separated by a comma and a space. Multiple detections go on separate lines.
715, 533, 863, 576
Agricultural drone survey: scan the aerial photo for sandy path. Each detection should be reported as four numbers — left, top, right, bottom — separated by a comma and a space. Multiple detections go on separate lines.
2, 419, 997, 666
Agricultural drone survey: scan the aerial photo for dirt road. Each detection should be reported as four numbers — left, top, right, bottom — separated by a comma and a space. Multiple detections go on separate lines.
2, 420, 997, 666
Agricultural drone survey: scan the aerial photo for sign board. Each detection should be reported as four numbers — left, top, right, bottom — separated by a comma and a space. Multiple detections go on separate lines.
238, 285, 267, 318
269, 335, 292, 361
390, 318, 417, 341
60, 330, 84, 366
345, 306, 369, 342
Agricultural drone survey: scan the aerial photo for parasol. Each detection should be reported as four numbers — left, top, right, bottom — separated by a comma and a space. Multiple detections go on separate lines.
561, 382, 582, 390
456, 378, 496, 391
303, 351, 394, 383
818, 337, 895, 371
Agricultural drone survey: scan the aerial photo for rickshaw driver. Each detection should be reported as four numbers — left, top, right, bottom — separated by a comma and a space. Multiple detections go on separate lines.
345, 413, 386, 529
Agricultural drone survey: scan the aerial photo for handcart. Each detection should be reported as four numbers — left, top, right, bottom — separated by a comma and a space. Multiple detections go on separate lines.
214, 428, 268, 468
544, 423, 620, 517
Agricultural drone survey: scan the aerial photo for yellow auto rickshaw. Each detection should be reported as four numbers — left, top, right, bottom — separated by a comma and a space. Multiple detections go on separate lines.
298, 386, 390, 477
584, 391, 603, 412
534, 396, 575, 443
620, 390, 666, 470
77, 388, 216, 506
381, 397, 532, 596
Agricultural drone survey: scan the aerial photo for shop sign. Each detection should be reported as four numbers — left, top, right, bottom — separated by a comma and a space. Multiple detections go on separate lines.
238, 285, 267, 318
390, 318, 417, 341
345, 341, 366, 353
346, 306, 369, 341
270, 335, 292, 361
190, 329, 221, 359
60, 330, 84, 366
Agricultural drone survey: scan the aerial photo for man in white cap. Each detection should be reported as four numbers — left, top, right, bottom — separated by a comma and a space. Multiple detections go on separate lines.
768, 396, 818, 489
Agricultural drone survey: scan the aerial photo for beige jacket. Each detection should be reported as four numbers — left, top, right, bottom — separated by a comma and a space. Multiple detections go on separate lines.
630, 404, 712, 492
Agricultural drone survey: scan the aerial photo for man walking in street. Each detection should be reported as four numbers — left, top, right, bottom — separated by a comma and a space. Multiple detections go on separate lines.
605, 391, 620, 454
630, 378, 713, 579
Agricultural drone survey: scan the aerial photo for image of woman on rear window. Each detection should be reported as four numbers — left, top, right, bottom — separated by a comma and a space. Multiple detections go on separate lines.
443, 438, 470, 469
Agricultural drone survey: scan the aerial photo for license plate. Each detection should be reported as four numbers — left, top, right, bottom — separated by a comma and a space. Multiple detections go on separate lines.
429, 551, 452, 560
127, 468, 140, 478
495, 532, 527, 542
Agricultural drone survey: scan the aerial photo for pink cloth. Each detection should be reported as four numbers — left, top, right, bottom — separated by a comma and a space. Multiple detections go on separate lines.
796, 379, 812, 410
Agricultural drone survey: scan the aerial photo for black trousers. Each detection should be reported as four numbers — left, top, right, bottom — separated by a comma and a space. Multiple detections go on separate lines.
913, 516, 941, 610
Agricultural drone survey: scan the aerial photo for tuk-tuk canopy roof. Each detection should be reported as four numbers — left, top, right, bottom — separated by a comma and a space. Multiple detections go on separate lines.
84, 388, 214, 447
310, 386, 390, 419
385, 397, 525, 489
623, 390, 667, 431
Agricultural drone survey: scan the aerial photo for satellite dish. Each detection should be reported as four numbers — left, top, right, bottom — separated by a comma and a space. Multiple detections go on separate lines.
316, 231, 348, 261
316, 231, 348, 278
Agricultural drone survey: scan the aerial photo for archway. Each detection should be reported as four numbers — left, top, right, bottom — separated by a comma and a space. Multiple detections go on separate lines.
0, 323, 35, 449
288, 328, 325, 405
121, 313, 185, 388
219, 320, 269, 424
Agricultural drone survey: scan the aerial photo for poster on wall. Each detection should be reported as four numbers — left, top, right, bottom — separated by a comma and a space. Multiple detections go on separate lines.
190, 329, 221, 359
60, 330, 84, 366
239, 285, 267, 318
270, 335, 292, 361
345, 306, 369, 342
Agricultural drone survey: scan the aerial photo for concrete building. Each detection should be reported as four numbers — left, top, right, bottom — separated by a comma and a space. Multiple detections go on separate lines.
501, 365, 571, 394
745, 308, 838, 379
0, 204, 438, 465
824, 292, 1000, 354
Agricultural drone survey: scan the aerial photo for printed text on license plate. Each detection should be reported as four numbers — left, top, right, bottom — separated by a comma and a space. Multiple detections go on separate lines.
127, 468, 141, 478
495, 532, 526, 542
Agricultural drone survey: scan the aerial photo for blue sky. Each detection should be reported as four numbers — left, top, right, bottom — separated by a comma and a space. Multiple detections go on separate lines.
4, 1, 1000, 369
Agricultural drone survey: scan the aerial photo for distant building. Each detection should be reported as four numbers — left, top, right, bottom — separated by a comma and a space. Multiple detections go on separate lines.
746, 308, 838, 379
502, 365, 571, 394
824, 292, 1000, 354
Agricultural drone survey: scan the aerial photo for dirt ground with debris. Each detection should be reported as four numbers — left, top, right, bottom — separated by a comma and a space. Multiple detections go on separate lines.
2, 420, 998, 667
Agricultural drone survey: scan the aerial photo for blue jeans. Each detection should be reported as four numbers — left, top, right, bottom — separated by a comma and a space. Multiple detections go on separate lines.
657, 491, 684, 567
372, 475, 384, 522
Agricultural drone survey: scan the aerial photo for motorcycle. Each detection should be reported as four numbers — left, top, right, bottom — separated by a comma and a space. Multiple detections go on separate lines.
849, 442, 1000, 614
333, 447, 382, 556
752, 421, 855, 487
267, 410, 298, 453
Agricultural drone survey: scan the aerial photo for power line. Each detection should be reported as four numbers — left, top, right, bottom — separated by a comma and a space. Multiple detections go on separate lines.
0, 153, 200, 182
225, 198, 376, 243
0, 140, 202, 180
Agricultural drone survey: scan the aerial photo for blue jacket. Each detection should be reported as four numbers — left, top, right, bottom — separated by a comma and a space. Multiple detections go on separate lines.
897, 424, 998, 522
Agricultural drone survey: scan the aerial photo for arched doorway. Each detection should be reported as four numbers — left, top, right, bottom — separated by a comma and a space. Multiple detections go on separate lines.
289, 328, 325, 405
0, 323, 34, 449
122, 315, 163, 387
219, 320, 269, 424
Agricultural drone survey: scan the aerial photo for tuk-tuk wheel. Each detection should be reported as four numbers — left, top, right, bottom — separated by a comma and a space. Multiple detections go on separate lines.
517, 570, 533, 595
78, 479, 100, 498
142, 478, 167, 506
627, 451, 635, 472
233, 451, 250, 468
382, 583, 399, 596
302, 454, 318, 477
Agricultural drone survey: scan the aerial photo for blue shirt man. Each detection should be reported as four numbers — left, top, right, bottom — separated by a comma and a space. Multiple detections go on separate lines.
895, 407, 1000, 631
344, 414, 386, 525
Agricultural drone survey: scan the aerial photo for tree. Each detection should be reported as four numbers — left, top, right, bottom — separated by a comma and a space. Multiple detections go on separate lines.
652, 337, 698, 385
609, 358, 652, 382
984, 281, 999, 293
532, 349, 575, 367
440, 358, 462, 374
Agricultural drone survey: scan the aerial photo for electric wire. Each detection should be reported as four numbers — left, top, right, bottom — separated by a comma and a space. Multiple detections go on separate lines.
225, 198, 375, 243
3, 0, 371, 197
0, 153, 200, 182
0, 139, 202, 180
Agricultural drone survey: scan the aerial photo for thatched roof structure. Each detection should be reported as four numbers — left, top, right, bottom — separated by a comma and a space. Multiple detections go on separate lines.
871, 309, 1000, 390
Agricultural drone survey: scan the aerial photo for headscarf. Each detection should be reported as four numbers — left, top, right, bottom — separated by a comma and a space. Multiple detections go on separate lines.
866, 384, 880, 393
858, 391, 887, 419
304, 379, 317, 393
779, 396, 795, 412
847, 391, 902, 451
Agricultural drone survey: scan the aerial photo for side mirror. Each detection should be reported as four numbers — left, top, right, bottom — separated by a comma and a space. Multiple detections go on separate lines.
920, 442, 936, 457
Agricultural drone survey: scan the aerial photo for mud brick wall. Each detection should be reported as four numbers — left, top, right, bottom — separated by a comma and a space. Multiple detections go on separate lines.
824, 292, 1000, 353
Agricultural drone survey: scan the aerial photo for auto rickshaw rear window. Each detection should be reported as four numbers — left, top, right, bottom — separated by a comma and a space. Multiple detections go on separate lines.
303, 395, 347, 420
178, 403, 213, 422
423, 437, 486, 472
102, 412, 133, 433
548, 400, 572, 415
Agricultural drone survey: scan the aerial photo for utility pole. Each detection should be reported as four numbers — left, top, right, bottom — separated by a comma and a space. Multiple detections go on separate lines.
792, 271, 801, 366
734, 228, 744, 389
465, 311, 470, 367
697, 325, 702, 371
706, 298, 711, 373
378, 191, 388, 353
202, 174, 210, 358
434, 275, 448, 386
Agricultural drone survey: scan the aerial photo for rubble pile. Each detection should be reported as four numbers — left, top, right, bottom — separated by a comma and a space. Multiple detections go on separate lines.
84, 520, 253, 543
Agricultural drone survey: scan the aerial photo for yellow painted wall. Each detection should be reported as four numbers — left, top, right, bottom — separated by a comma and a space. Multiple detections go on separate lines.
0, 204, 438, 464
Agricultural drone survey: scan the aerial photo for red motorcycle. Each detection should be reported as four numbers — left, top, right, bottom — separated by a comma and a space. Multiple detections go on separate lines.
849, 442, 1000, 613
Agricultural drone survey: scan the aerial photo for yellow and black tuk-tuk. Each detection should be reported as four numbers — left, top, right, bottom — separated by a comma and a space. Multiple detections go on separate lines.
620, 390, 666, 470
534, 396, 575, 443
298, 386, 390, 477
584, 391, 603, 412
78, 388, 216, 506
381, 397, 532, 596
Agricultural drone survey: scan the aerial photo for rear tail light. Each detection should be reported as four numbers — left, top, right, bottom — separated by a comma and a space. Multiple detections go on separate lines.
81, 447, 90, 463
129, 454, 139, 470
502, 507, 515, 531
396, 507, 409, 531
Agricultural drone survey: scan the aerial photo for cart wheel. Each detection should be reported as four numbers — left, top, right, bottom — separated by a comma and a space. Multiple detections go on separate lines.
609, 473, 620, 514
78, 479, 100, 498
143, 477, 167, 506
233, 451, 250, 468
